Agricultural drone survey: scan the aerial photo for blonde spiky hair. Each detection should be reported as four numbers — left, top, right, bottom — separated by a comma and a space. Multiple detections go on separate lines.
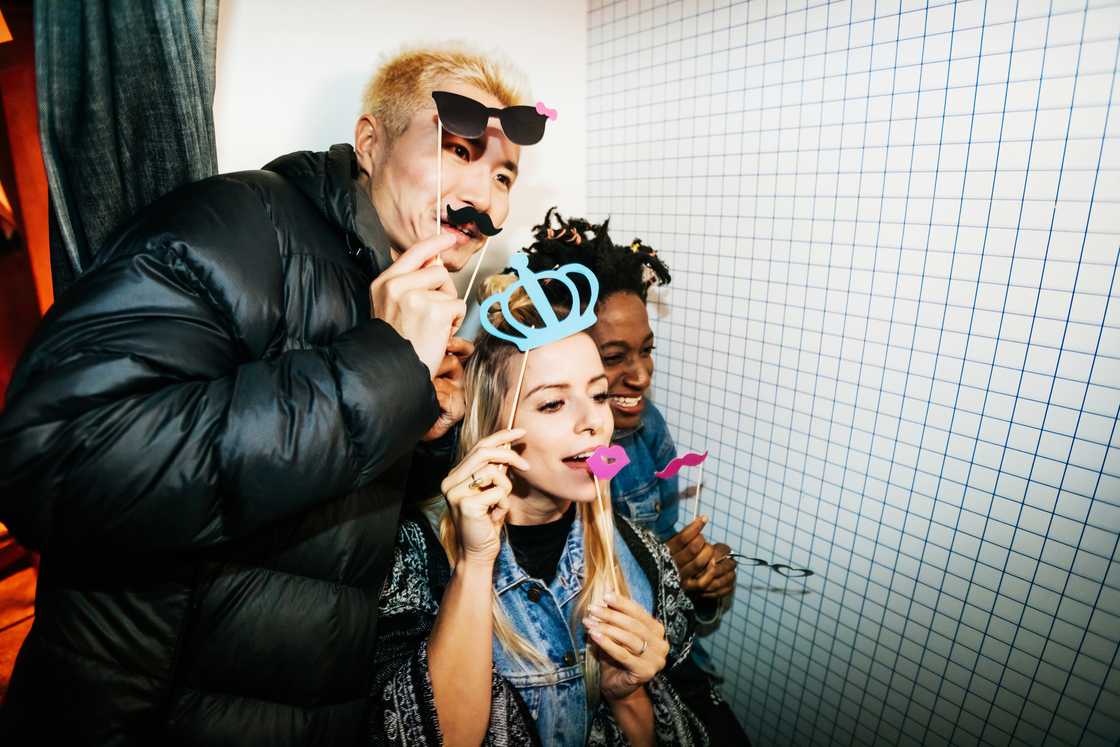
361, 41, 531, 142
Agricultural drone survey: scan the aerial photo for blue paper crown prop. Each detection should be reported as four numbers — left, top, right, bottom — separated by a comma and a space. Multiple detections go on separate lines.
479, 254, 600, 352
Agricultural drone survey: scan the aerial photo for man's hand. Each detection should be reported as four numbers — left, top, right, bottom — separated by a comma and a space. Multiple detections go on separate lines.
369, 233, 466, 378
422, 336, 474, 442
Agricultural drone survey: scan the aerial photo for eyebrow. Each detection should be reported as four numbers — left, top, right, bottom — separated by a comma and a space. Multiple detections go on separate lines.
524, 373, 608, 398
502, 159, 519, 177
525, 383, 568, 398
600, 333, 655, 350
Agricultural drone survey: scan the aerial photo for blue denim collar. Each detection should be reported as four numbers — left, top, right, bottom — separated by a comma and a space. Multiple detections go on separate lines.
612, 418, 645, 441
495, 507, 585, 606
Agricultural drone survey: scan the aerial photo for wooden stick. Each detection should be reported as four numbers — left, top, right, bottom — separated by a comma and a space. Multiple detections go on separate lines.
594, 475, 620, 593
435, 120, 442, 239
461, 237, 491, 302
505, 352, 529, 430
694, 458, 704, 524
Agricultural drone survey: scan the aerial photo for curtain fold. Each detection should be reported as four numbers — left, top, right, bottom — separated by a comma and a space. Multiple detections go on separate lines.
35, 0, 220, 293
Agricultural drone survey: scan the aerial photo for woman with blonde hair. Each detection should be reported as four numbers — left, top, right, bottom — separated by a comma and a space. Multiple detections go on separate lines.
368, 286, 720, 745
517, 209, 746, 741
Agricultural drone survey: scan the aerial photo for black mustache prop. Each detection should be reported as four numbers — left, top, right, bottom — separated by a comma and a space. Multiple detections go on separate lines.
446, 204, 502, 236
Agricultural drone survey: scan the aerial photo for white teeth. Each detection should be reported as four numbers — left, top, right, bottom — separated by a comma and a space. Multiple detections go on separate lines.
612, 395, 643, 408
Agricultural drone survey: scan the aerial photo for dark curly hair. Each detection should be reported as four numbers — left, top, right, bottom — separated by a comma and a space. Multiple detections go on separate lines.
512, 207, 671, 310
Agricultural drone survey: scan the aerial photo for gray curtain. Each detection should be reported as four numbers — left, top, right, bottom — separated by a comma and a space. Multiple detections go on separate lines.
35, 0, 220, 294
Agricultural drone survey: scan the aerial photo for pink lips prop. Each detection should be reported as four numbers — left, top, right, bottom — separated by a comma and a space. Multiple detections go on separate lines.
586, 445, 630, 480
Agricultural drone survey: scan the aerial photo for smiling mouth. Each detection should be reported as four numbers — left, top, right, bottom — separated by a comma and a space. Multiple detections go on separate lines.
441, 219, 480, 240
562, 448, 600, 470
610, 394, 644, 411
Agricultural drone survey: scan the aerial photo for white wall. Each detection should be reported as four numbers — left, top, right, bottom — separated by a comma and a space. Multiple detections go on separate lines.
215, 2, 1120, 745
213, 0, 588, 303
588, 1, 1119, 746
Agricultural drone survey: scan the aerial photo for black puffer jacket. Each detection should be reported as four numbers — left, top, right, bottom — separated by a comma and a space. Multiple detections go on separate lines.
0, 145, 439, 745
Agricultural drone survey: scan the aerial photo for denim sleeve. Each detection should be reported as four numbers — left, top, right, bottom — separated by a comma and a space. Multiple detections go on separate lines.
651, 430, 681, 542
371, 521, 543, 747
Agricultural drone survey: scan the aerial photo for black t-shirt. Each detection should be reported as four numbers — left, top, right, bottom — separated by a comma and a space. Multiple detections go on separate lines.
506, 503, 577, 585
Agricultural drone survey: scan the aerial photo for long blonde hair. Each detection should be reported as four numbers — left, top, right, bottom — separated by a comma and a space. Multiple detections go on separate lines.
435, 279, 629, 701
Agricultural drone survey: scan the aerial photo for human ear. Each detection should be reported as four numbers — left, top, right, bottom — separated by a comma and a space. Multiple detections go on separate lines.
353, 113, 385, 179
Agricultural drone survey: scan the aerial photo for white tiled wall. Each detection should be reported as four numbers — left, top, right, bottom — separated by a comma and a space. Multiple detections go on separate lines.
589, 1, 1119, 744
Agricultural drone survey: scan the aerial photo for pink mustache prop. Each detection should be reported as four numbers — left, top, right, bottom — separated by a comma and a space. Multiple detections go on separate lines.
654, 451, 708, 479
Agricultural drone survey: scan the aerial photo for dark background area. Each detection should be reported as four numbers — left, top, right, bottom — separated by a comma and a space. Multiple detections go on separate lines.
0, 0, 45, 702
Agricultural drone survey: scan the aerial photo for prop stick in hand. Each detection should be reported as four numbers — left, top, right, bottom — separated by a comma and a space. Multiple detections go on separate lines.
587, 445, 630, 595
462, 237, 491, 303
654, 450, 709, 525
506, 351, 529, 430
694, 456, 705, 525
592, 476, 620, 593
490, 353, 528, 485
435, 120, 443, 239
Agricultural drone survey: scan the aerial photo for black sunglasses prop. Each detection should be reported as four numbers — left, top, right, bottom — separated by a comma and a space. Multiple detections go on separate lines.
429, 91, 554, 300
432, 90, 553, 146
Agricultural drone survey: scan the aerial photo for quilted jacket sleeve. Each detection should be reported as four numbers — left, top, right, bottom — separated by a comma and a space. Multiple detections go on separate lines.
0, 176, 438, 554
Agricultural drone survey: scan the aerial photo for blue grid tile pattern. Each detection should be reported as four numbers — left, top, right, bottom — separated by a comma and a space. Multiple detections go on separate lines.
587, 1, 1120, 745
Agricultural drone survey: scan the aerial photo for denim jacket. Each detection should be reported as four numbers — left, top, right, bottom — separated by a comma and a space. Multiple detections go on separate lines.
490, 510, 654, 746
370, 512, 715, 746
610, 401, 680, 541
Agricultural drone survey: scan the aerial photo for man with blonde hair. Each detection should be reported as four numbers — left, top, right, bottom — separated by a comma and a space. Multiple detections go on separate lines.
0, 42, 540, 745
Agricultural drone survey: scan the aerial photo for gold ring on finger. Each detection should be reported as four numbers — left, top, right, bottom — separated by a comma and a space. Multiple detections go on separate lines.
638, 638, 648, 656
469, 472, 484, 491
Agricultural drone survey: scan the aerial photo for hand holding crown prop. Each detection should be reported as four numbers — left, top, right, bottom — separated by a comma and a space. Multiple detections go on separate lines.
478, 254, 625, 591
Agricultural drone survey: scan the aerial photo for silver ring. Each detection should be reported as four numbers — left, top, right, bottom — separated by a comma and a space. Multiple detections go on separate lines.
638, 638, 648, 656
